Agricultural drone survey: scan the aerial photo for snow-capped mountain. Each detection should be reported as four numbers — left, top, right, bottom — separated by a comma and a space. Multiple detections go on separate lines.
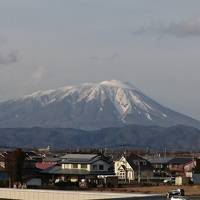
0, 80, 200, 130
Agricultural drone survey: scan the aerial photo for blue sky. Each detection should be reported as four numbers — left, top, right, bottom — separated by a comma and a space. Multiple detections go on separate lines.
1, 0, 200, 120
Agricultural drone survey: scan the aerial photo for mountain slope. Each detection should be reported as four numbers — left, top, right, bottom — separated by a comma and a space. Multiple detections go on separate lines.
0, 80, 199, 130
0, 125, 200, 150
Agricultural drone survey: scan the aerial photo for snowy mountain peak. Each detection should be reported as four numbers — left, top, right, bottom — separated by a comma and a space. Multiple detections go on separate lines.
0, 80, 200, 130
99, 80, 138, 90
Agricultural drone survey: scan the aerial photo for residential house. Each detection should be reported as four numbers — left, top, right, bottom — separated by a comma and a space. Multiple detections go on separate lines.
167, 157, 196, 178
41, 153, 114, 186
114, 153, 153, 183
146, 156, 173, 177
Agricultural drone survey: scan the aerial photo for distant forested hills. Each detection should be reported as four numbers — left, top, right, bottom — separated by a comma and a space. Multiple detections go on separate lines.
0, 124, 199, 151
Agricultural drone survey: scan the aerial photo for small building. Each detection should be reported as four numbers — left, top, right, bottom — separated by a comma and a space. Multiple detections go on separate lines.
146, 157, 173, 177
167, 157, 196, 178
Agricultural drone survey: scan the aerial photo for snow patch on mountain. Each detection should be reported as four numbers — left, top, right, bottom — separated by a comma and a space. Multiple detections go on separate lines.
18, 80, 168, 120
0, 80, 199, 130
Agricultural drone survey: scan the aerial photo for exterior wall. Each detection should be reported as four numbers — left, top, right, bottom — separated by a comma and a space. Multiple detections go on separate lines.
114, 156, 135, 182
0, 188, 144, 200
91, 160, 110, 172
61, 160, 110, 172
185, 172, 192, 178
193, 174, 200, 184
114, 156, 132, 173
62, 164, 89, 170
0, 161, 5, 168
168, 164, 184, 172
168, 161, 196, 176
184, 161, 196, 172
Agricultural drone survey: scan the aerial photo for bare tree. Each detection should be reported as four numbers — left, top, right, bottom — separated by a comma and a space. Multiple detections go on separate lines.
5, 148, 25, 188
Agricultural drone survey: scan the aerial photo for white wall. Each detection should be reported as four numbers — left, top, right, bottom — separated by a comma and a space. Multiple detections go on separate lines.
114, 156, 134, 181
62, 164, 89, 170
0, 188, 152, 200
62, 160, 110, 172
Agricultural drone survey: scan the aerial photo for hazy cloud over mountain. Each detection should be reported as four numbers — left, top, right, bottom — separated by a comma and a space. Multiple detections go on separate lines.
89, 53, 119, 62
133, 17, 200, 38
0, 51, 19, 66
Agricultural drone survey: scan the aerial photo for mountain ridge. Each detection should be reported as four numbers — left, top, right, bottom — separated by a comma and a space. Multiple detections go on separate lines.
0, 80, 199, 130
0, 124, 200, 150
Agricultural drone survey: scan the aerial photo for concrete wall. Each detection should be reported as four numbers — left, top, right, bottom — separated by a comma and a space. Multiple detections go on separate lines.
0, 188, 149, 200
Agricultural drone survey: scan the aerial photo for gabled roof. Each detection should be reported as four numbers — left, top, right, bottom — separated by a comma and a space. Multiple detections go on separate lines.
60, 154, 109, 164
168, 157, 194, 165
125, 153, 153, 171
61, 154, 98, 160
118, 165, 127, 171
126, 153, 149, 165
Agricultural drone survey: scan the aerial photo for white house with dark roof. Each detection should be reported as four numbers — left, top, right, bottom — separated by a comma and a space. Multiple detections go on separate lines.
60, 154, 111, 172
41, 153, 114, 185
114, 155, 135, 183
114, 153, 153, 183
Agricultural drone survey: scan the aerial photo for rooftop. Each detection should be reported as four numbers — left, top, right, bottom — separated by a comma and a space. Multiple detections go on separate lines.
60, 154, 101, 164
168, 157, 194, 165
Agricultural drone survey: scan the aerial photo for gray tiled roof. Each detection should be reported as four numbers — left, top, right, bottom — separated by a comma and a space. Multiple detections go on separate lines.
60, 154, 100, 164
61, 154, 98, 160
168, 157, 194, 165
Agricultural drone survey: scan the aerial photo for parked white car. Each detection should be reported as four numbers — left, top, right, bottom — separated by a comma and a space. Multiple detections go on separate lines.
166, 189, 185, 198
171, 196, 190, 200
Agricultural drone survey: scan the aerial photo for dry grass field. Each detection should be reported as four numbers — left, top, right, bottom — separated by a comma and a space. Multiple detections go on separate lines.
95, 185, 200, 196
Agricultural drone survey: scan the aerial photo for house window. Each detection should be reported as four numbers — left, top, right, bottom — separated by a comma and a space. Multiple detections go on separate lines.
81, 164, 87, 169
92, 165, 97, 170
72, 164, 78, 169
99, 165, 104, 170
